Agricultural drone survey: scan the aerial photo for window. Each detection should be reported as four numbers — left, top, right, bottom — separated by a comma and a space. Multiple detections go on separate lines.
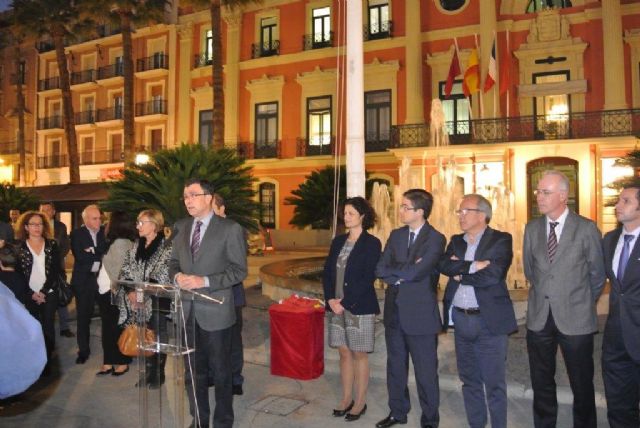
110, 134, 123, 161
51, 139, 62, 167
152, 51, 165, 69
150, 129, 163, 151
260, 17, 278, 55
81, 136, 94, 164
533, 71, 570, 138
307, 96, 332, 151
205, 30, 213, 63
526, 0, 572, 13
365, 90, 391, 151
312, 7, 331, 46
115, 56, 123, 76
439, 80, 470, 141
113, 94, 123, 119
255, 102, 278, 145
14, 61, 26, 85
368, 0, 390, 39
199, 110, 213, 147
439, 0, 466, 11
259, 182, 276, 228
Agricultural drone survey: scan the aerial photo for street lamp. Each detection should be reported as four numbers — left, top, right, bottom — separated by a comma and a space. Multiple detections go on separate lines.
135, 152, 150, 165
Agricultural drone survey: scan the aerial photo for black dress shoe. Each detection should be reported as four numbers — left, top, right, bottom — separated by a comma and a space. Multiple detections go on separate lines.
232, 384, 243, 396
376, 414, 407, 428
112, 366, 129, 377
96, 367, 113, 376
332, 400, 354, 417
76, 355, 88, 364
60, 329, 75, 338
345, 403, 366, 421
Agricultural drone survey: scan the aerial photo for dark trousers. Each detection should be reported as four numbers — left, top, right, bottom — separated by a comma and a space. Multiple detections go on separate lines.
526, 310, 596, 428
385, 302, 439, 427
231, 305, 244, 386
27, 290, 58, 361
452, 309, 508, 428
97, 292, 131, 366
602, 312, 640, 428
74, 276, 98, 358
185, 318, 233, 428
57, 305, 70, 331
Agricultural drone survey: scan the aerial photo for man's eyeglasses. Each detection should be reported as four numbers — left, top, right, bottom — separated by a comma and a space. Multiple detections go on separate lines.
399, 204, 418, 212
181, 193, 209, 201
455, 208, 483, 216
533, 189, 557, 197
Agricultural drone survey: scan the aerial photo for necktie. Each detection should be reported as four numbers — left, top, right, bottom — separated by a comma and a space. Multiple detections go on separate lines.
547, 221, 559, 263
617, 234, 634, 280
191, 220, 203, 257
408, 231, 415, 255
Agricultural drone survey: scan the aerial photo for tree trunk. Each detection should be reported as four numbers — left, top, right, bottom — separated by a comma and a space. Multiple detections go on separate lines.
210, 0, 225, 150
13, 45, 26, 185
53, 30, 80, 184
121, 12, 135, 164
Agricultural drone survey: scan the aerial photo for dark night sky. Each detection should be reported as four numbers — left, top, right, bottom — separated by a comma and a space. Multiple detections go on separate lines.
0, 0, 10, 12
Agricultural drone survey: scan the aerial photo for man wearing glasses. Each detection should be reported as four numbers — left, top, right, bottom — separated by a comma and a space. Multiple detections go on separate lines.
439, 194, 517, 428
375, 189, 446, 428
169, 178, 247, 428
523, 170, 605, 428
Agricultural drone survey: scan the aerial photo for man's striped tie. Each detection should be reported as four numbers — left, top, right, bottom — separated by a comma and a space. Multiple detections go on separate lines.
191, 220, 203, 257
548, 221, 559, 263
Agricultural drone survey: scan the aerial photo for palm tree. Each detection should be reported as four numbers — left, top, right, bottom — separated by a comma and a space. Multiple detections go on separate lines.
12, 0, 91, 184
101, 144, 259, 231
0, 182, 40, 221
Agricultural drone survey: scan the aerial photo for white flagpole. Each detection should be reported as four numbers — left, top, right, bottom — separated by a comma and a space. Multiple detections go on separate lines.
505, 29, 510, 118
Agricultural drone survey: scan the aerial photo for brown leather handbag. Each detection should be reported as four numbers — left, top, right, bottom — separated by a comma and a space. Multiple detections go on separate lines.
118, 325, 155, 357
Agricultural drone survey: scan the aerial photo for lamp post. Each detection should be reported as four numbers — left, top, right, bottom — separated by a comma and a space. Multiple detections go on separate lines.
134, 152, 150, 165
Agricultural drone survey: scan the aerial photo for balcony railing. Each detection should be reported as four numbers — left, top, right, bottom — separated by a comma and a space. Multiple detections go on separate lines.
97, 63, 124, 80
70, 69, 95, 85
136, 54, 168, 72
75, 110, 95, 125
0, 140, 32, 155
251, 40, 280, 59
135, 99, 167, 116
80, 149, 123, 165
193, 53, 212, 68
237, 140, 281, 159
391, 109, 640, 148
296, 137, 335, 157
37, 115, 63, 130
37, 154, 68, 169
364, 20, 393, 41
97, 106, 123, 122
303, 32, 334, 50
365, 134, 391, 152
38, 76, 60, 91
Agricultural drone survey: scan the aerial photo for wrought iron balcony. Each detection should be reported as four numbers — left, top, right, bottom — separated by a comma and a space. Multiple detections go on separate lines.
364, 20, 393, 41
70, 69, 95, 85
75, 110, 95, 125
80, 149, 123, 165
135, 99, 167, 116
97, 63, 124, 80
136, 54, 168, 72
37, 154, 68, 169
38, 76, 60, 91
303, 32, 334, 50
390, 109, 640, 148
193, 53, 212, 68
237, 140, 281, 159
97, 106, 123, 122
296, 137, 335, 157
365, 134, 391, 152
251, 40, 280, 59
37, 115, 63, 130
0, 140, 32, 155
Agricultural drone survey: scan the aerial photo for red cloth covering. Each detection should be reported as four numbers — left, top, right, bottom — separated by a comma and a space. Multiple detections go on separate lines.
269, 295, 325, 380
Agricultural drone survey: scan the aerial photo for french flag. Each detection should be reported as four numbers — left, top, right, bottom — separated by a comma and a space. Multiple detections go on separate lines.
483, 38, 496, 93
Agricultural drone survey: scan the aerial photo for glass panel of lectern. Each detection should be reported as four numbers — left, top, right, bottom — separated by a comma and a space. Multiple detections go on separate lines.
117, 280, 224, 428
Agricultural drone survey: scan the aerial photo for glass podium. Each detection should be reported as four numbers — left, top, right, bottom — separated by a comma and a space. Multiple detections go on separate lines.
117, 280, 225, 428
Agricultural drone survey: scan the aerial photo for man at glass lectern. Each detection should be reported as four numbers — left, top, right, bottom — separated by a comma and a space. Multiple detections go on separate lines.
170, 178, 248, 428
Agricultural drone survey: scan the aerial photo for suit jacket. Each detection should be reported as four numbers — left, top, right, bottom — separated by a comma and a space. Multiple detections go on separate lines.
439, 227, 517, 335
169, 215, 247, 332
52, 219, 69, 270
0, 221, 14, 242
376, 222, 446, 335
16, 238, 63, 294
523, 211, 605, 335
603, 227, 640, 362
323, 230, 382, 315
70, 225, 107, 288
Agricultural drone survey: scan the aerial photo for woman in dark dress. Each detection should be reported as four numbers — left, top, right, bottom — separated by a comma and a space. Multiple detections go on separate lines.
323, 197, 382, 422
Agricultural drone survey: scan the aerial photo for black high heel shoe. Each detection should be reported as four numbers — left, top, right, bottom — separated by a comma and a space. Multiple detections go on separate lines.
112, 366, 129, 376
96, 366, 113, 376
345, 404, 367, 422
332, 400, 354, 417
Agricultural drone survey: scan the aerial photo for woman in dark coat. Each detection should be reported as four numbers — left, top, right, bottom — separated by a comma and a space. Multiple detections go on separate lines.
323, 196, 382, 422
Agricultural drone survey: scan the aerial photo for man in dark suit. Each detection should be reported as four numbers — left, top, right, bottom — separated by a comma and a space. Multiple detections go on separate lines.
70, 204, 107, 364
375, 189, 446, 428
0, 219, 14, 243
40, 202, 74, 338
523, 170, 605, 428
602, 185, 640, 427
169, 179, 247, 428
440, 194, 517, 428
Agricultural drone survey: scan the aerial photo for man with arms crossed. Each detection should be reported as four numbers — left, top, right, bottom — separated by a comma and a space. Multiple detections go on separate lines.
170, 179, 247, 428
375, 189, 445, 428
523, 170, 605, 428
602, 185, 640, 427
440, 194, 517, 428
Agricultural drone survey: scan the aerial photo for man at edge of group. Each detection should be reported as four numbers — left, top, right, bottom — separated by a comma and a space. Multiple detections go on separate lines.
169, 179, 247, 428
375, 188, 445, 428
523, 170, 605, 428
602, 185, 640, 428
439, 194, 517, 428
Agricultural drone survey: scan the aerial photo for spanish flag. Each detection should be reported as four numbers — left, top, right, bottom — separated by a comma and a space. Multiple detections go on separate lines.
462, 48, 480, 97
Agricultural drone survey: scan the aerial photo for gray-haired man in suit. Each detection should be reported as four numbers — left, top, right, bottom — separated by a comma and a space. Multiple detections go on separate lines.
170, 178, 247, 428
523, 170, 605, 428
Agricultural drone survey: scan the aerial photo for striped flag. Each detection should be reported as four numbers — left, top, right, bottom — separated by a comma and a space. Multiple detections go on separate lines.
483, 38, 497, 93
462, 48, 480, 97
